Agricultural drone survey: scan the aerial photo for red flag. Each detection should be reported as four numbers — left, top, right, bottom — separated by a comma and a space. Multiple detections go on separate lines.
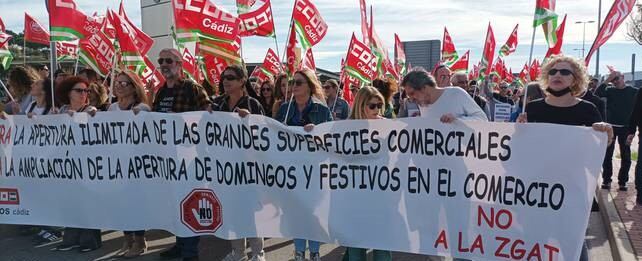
606, 65, 617, 73
181, 43, 200, 81
442, 27, 458, 64
108, 10, 146, 73
285, 24, 298, 77
359, 0, 369, 46
519, 63, 529, 85
118, 2, 154, 55
236, 0, 258, 13
56, 40, 79, 60
47, 0, 101, 41
292, 0, 328, 49
260, 48, 282, 77
545, 14, 567, 58
344, 33, 377, 83
204, 54, 229, 86
78, 31, 115, 76
480, 23, 496, 77
529, 59, 541, 81
498, 24, 518, 57
239, 0, 276, 37
585, 0, 636, 65
199, 36, 243, 64
394, 33, 406, 77
172, 0, 240, 44
141, 56, 165, 93
449, 50, 469, 73
251, 66, 272, 84
302, 48, 316, 71
24, 13, 50, 45
505, 68, 514, 83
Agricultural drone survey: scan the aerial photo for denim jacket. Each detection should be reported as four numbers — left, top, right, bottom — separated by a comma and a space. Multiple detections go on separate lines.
275, 97, 333, 126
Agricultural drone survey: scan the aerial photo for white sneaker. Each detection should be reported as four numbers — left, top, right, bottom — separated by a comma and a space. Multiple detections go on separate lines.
294, 251, 305, 261
222, 250, 247, 261
310, 252, 320, 261
250, 251, 266, 261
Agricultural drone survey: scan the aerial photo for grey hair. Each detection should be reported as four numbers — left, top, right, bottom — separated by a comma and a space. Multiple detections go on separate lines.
159, 48, 182, 62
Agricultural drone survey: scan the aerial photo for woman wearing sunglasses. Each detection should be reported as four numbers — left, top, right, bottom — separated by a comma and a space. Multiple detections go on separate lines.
341, 86, 392, 261
275, 68, 332, 261
51, 77, 100, 253
211, 64, 267, 261
107, 70, 151, 258
517, 55, 613, 261
56, 77, 98, 117
259, 79, 275, 118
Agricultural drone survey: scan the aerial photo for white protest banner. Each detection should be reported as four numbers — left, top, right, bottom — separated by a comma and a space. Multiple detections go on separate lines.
0, 112, 606, 260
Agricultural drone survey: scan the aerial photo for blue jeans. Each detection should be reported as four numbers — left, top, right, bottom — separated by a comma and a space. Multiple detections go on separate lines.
294, 239, 320, 253
177, 236, 200, 258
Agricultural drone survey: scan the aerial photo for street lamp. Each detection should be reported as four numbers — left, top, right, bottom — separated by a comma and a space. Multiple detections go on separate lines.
575, 20, 595, 58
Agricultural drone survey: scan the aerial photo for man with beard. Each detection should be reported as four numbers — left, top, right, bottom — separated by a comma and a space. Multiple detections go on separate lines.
154, 48, 210, 261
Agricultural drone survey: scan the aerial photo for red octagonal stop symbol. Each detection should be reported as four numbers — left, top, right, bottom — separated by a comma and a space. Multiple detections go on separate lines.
180, 189, 222, 234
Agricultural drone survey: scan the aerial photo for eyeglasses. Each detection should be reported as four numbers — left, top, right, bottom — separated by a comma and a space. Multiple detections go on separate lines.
157, 58, 175, 65
367, 103, 384, 110
548, 69, 574, 76
221, 75, 239, 81
293, 80, 305, 86
72, 88, 91, 94
116, 81, 131, 88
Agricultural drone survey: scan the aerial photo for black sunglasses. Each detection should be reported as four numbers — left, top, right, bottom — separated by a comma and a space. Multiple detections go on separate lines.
157, 58, 174, 65
221, 75, 239, 81
368, 103, 384, 110
294, 80, 305, 86
548, 69, 574, 76
72, 88, 90, 93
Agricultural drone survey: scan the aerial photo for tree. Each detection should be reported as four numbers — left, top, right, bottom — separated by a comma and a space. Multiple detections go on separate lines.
626, 4, 642, 45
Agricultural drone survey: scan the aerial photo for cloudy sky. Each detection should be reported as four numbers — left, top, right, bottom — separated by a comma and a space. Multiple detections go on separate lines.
2, 0, 641, 76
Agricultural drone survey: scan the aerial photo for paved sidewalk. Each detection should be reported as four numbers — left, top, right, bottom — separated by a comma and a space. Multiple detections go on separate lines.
605, 158, 641, 260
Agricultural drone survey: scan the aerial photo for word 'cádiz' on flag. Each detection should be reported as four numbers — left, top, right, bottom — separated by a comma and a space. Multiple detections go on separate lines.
394, 33, 406, 77
479, 23, 496, 78
78, 31, 115, 77
344, 33, 377, 84
172, 0, 240, 44
545, 14, 567, 59
24, 13, 50, 45
204, 54, 229, 86
47, 0, 101, 41
533, 0, 558, 47
449, 50, 469, 73
56, 40, 79, 61
292, 0, 328, 49
118, 1, 154, 56
239, 0, 275, 37
442, 27, 458, 66
302, 48, 316, 72
260, 48, 282, 77
498, 24, 518, 57
585, 0, 636, 65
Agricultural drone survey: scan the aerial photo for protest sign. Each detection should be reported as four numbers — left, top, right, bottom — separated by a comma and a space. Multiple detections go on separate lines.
0, 112, 606, 260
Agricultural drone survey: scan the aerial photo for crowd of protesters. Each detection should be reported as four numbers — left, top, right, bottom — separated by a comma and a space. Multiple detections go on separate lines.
1, 51, 638, 261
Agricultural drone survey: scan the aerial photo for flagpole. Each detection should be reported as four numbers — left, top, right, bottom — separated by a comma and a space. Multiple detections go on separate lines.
524, 5, 538, 114
49, 41, 56, 108
73, 57, 79, 75
108, 50, 118, 104
0, 78, 15, 101
23, 39, 26, 66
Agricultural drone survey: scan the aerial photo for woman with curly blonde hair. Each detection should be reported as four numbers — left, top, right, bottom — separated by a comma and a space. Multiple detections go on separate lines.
518, 54, 613, 261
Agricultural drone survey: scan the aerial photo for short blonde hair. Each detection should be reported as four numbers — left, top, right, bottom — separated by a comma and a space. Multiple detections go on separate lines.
350, 86, 384, 120
538, 55, 589, 97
